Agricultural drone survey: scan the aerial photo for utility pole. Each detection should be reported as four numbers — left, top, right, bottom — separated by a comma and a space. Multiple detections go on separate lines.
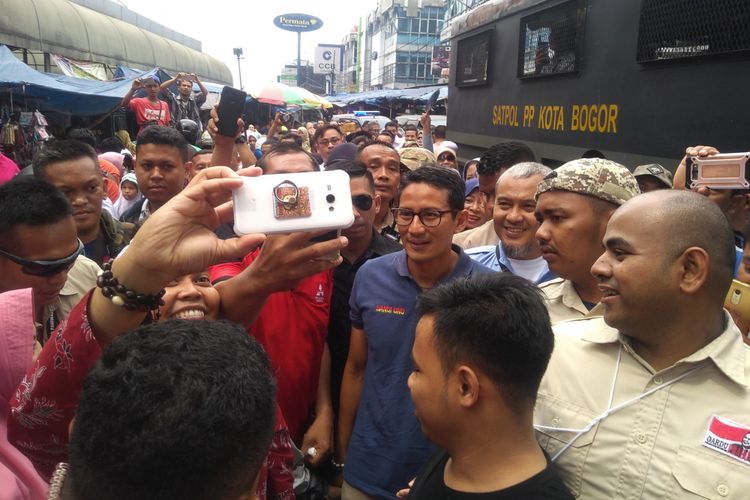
297, 32, 302, 87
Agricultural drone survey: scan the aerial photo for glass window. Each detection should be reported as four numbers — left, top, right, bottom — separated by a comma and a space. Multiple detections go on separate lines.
456, 29, 492, 87
637, 0, 750, 62
518, 0, 585, 78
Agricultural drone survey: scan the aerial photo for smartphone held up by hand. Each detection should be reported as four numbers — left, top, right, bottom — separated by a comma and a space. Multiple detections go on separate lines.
232, 170, 354, 236
686, 153, 750, 190
216, 86, 247, 137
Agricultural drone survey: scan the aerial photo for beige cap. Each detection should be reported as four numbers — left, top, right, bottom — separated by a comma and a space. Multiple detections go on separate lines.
536, 158, 640, 206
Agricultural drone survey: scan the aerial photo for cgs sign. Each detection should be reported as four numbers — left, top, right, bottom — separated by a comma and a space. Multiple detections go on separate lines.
273, 13, 323, 32
314, 45, 344, 74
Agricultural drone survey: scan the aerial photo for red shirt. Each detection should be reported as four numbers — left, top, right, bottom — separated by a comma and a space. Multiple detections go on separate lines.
127, 97, 171, 130
7, 292, 294, 499
211, 247, 333, 444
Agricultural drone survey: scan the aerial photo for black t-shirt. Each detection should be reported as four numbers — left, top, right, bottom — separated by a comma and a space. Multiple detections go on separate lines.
408, 451, 574, 500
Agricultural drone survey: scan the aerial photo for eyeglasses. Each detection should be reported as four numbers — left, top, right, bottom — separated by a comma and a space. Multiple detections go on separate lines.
318, 137, 341, 147
0, 239, 83, 277
392, 208, 455, 228
352, 194, 373, 211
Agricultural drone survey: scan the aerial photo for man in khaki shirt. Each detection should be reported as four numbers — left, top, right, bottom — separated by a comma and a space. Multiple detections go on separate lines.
534, 159, 639, 324
535, 191, 750, 498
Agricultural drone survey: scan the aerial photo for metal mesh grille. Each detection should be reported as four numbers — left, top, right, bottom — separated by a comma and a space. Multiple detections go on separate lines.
637, 0, 750, 62
519, 0, 584, 78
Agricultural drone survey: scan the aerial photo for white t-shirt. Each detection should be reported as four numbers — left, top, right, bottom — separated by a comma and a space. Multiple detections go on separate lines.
508, 256, 549, 283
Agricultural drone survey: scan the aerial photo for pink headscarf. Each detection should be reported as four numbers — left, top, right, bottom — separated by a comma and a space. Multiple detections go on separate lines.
98, 152, 125, 176
0, 289, 48, 499
0, 153, 20, 186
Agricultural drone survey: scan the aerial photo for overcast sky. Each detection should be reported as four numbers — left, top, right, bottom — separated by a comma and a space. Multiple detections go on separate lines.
120, 0, 380, 91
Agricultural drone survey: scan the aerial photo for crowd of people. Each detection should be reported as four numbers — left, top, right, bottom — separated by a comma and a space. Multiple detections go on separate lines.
0, 78, 749, 500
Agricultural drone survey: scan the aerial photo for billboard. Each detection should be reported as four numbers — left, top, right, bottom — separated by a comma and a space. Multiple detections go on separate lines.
314, 45, 344, 74
273, 13, 323, 32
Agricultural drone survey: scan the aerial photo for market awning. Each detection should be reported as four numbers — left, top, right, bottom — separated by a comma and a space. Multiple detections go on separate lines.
0, 45, 222, 117
329, 85, 448, 107
0, 0, 232, 85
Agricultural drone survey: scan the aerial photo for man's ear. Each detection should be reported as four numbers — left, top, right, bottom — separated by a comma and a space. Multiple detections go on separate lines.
677, 246, 710, 294
374, 193, 382, 214
454, 209, 469, 233
455, 365, 480, 408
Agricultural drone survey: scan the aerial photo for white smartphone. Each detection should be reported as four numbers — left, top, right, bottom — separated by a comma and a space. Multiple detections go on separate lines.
232, 170, 354, 235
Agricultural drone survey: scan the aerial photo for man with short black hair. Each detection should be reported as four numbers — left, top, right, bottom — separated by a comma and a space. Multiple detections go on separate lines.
337, 166, 491, 499
376, 130, 394, 147
313, 124, 344, 168
120, 126, 189, 224
325, 161, 401, 419
186, 149, 212, 181
159, 72, 208, 131
33, 140, 133, 265
407, 273, 572, 499
57, 320, 275, 500
403, 124, 419, 144
0, 177, 99, 346
476, 141, 536, 204
210, 138, 338, 465
454, 141, 536, 250
357, 142, 405, 240
256, 142, 319, 172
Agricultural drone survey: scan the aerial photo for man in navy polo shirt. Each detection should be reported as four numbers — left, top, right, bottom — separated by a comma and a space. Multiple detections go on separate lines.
336, 166, 492, 499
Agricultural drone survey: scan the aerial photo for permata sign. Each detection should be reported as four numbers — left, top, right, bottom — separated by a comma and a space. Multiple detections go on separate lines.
273, 13, 323, 32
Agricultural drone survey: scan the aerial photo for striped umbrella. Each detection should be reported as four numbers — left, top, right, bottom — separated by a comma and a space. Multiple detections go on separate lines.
251, 82, 305, 106
251, 82, 332, 108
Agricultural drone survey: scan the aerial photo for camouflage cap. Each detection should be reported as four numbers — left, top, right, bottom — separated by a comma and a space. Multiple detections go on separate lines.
535, 158, 640, 206
632, 163, 673, 189
399, 147, 437, 171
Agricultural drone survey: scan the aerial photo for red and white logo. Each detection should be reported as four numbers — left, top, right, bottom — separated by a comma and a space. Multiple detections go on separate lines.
703, 415, 750, 465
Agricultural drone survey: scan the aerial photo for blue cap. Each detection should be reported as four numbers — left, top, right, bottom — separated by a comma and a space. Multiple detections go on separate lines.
464, 177, 480, 197
141, 75, 160, 85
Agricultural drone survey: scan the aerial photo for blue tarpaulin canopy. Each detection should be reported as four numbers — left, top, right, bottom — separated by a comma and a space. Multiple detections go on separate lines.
0, 45, 224, 117
329, 85, 447, 107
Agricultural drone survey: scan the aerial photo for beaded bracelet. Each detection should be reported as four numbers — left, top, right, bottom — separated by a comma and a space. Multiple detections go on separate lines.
96, 261, 165, 313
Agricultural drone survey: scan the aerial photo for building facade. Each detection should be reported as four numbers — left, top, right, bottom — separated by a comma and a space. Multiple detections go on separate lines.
361, 0, 446, 91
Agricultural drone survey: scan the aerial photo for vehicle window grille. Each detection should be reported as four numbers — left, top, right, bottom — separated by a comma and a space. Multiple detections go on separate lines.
518, 0, 585, 78
455, 30, 493, 87
637, 0, 750, 62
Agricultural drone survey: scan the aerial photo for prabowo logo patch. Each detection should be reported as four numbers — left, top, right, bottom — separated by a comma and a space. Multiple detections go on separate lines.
703, 415, 750, 465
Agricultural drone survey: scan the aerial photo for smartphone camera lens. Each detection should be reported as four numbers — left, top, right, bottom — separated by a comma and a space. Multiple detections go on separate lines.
326, 194, 336, 203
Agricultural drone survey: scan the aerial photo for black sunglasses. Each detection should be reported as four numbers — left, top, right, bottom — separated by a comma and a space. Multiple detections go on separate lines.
0, 239, 83, 277
352, 194, 374, 211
